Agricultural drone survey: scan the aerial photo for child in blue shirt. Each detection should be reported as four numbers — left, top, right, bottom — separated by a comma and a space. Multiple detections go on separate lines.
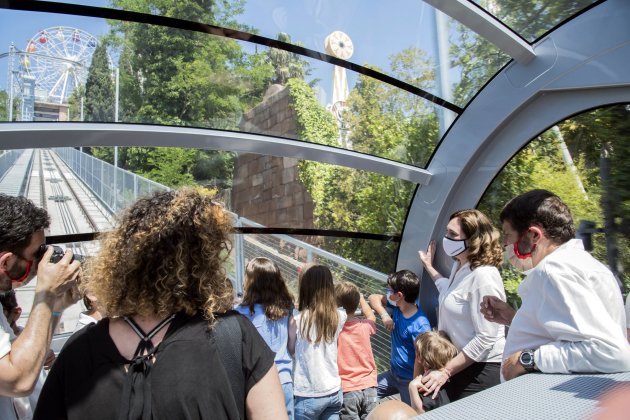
368, 270, 431, 405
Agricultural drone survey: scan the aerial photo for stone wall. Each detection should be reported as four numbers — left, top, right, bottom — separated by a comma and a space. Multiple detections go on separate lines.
232, 85, 314, 228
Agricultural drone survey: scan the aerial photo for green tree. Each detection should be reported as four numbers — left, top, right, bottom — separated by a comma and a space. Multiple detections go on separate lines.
0, 91, 9, 121
268, 33, 311, 86
84, 43, 114, 122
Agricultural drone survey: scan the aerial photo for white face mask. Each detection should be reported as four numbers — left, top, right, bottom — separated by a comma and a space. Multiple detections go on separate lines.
442, 236, 467, 257
386, 289, 397, 306
504, 244, 534, 272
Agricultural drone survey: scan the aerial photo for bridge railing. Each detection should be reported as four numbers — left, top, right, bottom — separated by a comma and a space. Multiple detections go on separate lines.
0, 149, 24, 181
54, 147, 169, 214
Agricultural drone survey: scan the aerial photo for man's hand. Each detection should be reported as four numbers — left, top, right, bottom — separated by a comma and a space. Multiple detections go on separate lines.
480, 295, 516, 326
35, 247, 81, 298
502, 351, 528, 381
52, 281, 81, 313
421, 369, 450, 399
381, 313, 394, 331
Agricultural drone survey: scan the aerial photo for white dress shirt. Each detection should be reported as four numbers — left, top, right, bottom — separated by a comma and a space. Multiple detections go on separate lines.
504, 239, 630, 374
436, 262, 506, 363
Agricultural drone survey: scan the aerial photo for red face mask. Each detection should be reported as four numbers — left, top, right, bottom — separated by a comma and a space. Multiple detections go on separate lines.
4, 258, 34, 285
513, 235, 537, 259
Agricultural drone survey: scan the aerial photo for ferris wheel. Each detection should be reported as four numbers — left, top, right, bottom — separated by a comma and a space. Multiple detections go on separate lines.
20, 26, 98, 104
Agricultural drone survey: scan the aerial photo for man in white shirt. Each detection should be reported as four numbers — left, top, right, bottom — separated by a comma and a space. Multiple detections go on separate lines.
480, 189, 630, 380
0, 194, 81, 419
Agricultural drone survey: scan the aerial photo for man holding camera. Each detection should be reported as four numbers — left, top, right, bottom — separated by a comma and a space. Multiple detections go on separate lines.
0, 194, 81, 419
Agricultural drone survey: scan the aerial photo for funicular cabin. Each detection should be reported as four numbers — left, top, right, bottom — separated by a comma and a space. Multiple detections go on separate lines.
1, 0, 630, 418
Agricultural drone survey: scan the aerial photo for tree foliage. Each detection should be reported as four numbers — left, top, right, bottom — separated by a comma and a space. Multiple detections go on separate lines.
84, 43, 115, 122
292, 48, 440, 272
268, 33, 311, 86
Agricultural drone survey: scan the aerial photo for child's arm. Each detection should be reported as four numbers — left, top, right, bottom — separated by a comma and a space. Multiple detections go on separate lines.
408, 376, 427, 415
287, 313, 297, 356
359, 294, 376, 322
368, 294, 394, 331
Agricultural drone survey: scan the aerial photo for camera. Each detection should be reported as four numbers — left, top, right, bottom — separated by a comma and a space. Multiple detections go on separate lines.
37, 244, 85, 264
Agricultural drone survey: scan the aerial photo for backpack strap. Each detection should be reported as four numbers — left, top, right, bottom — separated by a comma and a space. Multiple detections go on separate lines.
215, 314, 245, 420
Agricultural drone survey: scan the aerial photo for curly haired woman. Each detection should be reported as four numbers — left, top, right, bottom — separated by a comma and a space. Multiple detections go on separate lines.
34, 188, 286, 420
417, 209, 506, 402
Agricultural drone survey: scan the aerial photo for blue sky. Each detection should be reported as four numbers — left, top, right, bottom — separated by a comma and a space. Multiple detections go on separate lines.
0, 0, 442, 106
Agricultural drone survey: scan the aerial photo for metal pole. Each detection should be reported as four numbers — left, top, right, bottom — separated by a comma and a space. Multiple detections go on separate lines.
8, 44, 14, 122
114, 67, 119, 123
432, 8, 454, 136
113, 68, 120, 210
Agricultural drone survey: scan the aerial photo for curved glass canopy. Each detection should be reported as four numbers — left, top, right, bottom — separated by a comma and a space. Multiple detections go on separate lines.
0, 0, 622, 251
0, 0, 599, 163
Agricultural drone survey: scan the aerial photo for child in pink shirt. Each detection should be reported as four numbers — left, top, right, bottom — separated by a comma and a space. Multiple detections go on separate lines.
335, 282, 378, 420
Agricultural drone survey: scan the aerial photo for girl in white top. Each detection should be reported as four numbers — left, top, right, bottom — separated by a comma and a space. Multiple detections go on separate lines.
418, 209, 506, 401
293, 264, 347, 420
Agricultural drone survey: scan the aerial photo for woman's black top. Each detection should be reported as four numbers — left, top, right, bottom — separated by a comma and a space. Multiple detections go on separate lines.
34, 312, 275, 420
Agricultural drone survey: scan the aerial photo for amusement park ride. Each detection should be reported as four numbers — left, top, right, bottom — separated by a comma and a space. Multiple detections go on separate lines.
5, 26, 98, 122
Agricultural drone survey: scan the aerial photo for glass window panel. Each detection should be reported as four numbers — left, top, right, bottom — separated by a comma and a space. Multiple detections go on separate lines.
471, 0, 599, 42
1, 146, 411, 238
478, 104, 630, 306
0, 8, 456, 166
33, 0, 504, 109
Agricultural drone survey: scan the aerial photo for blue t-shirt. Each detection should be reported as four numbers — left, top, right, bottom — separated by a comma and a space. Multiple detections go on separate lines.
387, 303, 431, 380
235, 304, 293, 385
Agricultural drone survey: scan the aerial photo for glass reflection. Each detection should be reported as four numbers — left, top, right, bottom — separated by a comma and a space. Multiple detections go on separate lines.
471, 0, 598, 42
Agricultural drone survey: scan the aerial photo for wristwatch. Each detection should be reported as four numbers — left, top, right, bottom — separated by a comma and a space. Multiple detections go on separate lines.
519, 349, 537, 372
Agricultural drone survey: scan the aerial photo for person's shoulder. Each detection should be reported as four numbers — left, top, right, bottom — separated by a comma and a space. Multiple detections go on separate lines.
61, 318, 108, 355
543, 242, 613, 278
343, 318, 376, 330
472, 265, 500, 276
470, 265, 503, 286
408, 308, 431, 330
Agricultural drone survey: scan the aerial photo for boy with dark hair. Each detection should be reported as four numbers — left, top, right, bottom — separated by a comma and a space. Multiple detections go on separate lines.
368, 270, 431, 405
335, 282, 378, 419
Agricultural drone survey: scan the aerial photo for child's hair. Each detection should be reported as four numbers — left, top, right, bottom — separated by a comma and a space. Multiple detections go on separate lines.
298, 263, 339, 344
415, 331, 458, 371
335, 281, 360, 314
242, 257, 294, 321
387, 270, 420, 303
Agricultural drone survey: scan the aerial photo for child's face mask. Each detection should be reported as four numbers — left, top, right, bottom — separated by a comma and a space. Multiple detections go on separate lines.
385, 288, 398, 306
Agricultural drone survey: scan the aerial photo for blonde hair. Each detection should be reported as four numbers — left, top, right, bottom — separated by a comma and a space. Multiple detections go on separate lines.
450, 209, 503, 269
298, 263, 339, 344
415, 331, 458, 371
242, 257, 294, 321
82, 188, 233, 324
